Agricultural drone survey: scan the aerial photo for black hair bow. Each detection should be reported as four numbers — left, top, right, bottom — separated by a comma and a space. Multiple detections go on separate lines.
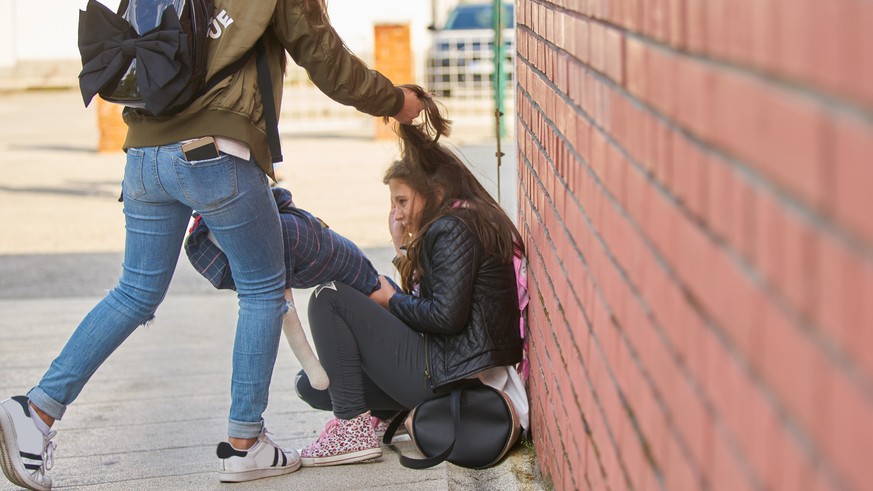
77, 0, 192, 116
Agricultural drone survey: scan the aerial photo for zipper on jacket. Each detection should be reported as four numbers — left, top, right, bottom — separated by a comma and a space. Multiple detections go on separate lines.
423, 333, 432, 389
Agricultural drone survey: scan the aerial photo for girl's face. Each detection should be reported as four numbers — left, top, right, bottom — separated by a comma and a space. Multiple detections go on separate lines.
389, 178, 426, 233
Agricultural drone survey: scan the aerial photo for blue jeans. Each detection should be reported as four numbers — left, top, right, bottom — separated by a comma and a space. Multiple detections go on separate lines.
27, 144, 286, 438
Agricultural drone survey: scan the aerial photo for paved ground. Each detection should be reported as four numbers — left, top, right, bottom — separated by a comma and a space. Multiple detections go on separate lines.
0, 90, 536, 490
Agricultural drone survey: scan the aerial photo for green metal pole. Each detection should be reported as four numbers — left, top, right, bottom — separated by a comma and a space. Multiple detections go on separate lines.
493, 0, 506, 140
493, 0, 506, 202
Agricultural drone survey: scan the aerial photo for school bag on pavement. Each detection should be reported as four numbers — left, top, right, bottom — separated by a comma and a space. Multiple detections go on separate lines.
76, 0, 282, 161
382, 380, 522, 470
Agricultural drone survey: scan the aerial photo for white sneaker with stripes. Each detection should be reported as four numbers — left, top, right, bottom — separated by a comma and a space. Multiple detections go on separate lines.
0, 396, 55, 491
217, 428, 301, 482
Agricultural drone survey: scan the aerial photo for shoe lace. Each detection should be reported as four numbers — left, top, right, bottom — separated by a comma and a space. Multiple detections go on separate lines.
315, 418, 340, 447
42, 430, 57, 472
259, 428, 278, 448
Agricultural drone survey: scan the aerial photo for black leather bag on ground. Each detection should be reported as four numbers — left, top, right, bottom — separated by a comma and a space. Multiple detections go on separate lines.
383, 381, 521, 469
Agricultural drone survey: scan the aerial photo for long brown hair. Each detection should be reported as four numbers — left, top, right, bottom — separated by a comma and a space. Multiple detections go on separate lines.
384, 84, 524, 293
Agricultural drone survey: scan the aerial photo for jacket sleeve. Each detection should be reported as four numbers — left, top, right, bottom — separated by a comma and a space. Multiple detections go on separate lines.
388, 218, 479, 334
271, 0, 404, 117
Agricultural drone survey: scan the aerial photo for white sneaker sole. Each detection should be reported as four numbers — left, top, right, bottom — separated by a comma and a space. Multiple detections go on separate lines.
0, 403, 50, 491
299, 447, 382, 467
218, 459, 301, 483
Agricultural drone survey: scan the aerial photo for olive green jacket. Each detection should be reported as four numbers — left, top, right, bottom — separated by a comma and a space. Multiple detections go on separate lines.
122, 0, 404, 176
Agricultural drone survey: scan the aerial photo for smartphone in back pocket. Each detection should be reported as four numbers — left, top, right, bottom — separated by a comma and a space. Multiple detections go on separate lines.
182, 136, 220, 161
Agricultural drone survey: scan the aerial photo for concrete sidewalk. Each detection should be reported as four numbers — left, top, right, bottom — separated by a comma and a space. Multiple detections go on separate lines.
0, 90, 539, 490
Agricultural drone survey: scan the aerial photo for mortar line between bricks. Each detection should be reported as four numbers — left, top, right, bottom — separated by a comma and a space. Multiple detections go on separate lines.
526, 343, 562, 488
517, 49, 873, 406
522, 149, 676, 490
522, 214, 589, 490
521, 215, 603, 491
525, 299, 585, 491
517, 21, 873, 263
522, 0, 873, 124
517, 78, 852, 491
521, 120, 703, 491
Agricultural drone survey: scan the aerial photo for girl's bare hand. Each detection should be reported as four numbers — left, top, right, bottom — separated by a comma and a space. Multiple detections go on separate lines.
368, 275, 397, 309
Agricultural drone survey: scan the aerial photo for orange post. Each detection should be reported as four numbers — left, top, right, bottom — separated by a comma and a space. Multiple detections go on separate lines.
96, 97, 127, 152
374, 23, 414, 140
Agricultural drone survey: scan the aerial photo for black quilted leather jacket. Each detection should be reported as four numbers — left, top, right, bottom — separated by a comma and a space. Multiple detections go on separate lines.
388, 215, 523, 390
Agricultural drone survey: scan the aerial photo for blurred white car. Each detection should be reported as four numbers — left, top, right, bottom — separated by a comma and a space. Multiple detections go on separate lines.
425, 2, 514, 97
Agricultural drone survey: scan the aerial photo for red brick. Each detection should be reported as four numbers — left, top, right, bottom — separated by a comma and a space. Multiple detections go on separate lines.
759, 302, 828, 443
734, 383, 780, 487
672, 375, 710, 469
646, 189, 681, 268
807, 0, 852, 95
825, 365, 873, 491
574, 17, 591, 65
684, 0, 707, 53
748, 0, 780, 70
724, 0, 754, 64
605, 143, 628, 207
605, 0, 623, 26
623, 0, 643, 32
625, 165, 651, 229
779, 210, 817, 320
644, 405, 670, 472
624, 37, 649, 100
616, 104, 639, 171
675, 213, 715, 299
755, 90, 827, 209
701, 245, 763, 362
846, 2, 873, 108
776, 0, 815, 81
702, 337, 739, 429
671, 130, 708, 220
675, 58, 714, 142
664, 433, 701, 490
843, 253, 873, 380
704, 0, 730, 60
833, 115, 873, 244
646, 47, 679, 120
589, 21, 606, 74
603, 27, 624, 85
621, 426, 649, 490
765, 425, 813, 491
645, 0, 671, 42
751, 190, 786, 290
667, 0, 685, 48
708, 430, 757, 491
705, 157, 733, 242
813, 236, 873, 377
710, 71, 764, 164
651, 118, 674, 186
634, 111, 654, 175
728, 170, 756, 262
608, 92, 629, 152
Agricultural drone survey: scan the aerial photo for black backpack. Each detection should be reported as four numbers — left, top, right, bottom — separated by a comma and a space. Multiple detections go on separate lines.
77, 0, 282, 161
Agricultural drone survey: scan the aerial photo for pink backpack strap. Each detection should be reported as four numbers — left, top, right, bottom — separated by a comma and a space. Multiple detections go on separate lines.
513, 246, 530, 382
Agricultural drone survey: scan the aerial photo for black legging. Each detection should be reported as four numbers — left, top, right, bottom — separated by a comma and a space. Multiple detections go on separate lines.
295, 281, 449, 419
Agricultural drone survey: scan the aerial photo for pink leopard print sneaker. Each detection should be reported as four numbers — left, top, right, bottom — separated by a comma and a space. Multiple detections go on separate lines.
299, 411, 382, 467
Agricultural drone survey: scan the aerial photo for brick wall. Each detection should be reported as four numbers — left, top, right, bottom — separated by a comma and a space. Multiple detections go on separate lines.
515, 1, 873, 490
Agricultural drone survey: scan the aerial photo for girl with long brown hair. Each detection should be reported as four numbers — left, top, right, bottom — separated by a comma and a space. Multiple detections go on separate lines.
296, 87, 527, 467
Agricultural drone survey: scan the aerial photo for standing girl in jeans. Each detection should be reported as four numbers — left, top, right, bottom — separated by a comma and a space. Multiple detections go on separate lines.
0, 1, 423, 489
294, 92, 528, 466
